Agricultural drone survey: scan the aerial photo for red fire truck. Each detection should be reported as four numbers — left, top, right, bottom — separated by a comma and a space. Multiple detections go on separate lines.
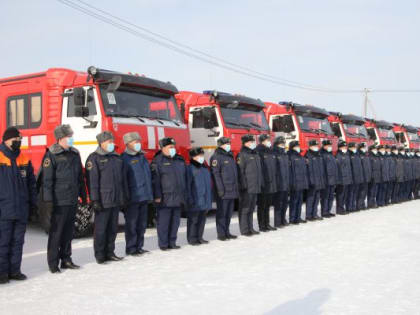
0, 66, 191, 235
364, 119, 397, 146
328, 113, 373, 147
176, 90, 271, 160
393, 124, 420, 150
264, 102, 338, 154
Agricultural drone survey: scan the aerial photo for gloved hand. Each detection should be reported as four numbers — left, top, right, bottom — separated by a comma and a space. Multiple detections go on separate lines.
217, 190, 225, 198
92, 201, 103, 213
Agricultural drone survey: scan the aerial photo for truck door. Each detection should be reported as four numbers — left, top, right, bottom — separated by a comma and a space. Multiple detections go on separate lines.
61, 86, 102, 165
188, 106, 221, 162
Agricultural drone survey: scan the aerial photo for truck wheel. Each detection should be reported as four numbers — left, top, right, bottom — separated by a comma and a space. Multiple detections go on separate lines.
73, 203, 94, 238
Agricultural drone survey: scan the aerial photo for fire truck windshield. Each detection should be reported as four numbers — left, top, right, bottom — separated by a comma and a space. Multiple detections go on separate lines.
378, 128, 396, 140
297, 115, 333, 135
343, 123, 368, 138
220, 106, 269, 131
407, 132, 419, 141
100, 86, 183, 123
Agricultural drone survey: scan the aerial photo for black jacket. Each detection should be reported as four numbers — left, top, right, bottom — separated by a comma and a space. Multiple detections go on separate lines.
256, 144, 277, 194
370, 153, 382, 184
288, 149, 309, 191
395, 154, 405, 183
349, 150, 364, 184
305, 149, 325, 190
359, 151, 372, 184
272, 146, 290, 192
237, 146, 263, 194
151, 151, 189, 208
41, 144, 86, 206
320, 149, 339, 186
336, 151, 353, 186
210, 148, 239, 199
379, 153, 390, 182
85, 147, 129, 209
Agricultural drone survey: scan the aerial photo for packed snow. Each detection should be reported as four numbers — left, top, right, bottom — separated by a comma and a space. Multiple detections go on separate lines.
1, 201, 420, 315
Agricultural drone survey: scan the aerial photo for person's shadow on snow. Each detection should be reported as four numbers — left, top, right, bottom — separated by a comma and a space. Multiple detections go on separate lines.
263, 288, 331, 315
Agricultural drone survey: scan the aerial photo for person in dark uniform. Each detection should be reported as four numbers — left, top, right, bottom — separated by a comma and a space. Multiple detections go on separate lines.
335, 141, 352, 215
320, 140, 338, 218
256, 134, 277, 232
288, 141, 308, 224
414, 149, 420, 199
358, 143, 372, 210
237, 134, 263, 236
347, 143, 364, 212
210, 137, 239, 241
408, 149, 417, 200
121, 132, 153, 256
0, 127, 37, 284
385, 145, 396, 205
376, 145, 389, 207
392, 145, 405, 203
186, 147, 211, 245
86, 131, 129, 264
399, 147, 409, 202
272, 136, 290, 227
367, 145, 381, 209
305, 140, 325, 221
41, 125, 87, 273
151, 137, 189, 250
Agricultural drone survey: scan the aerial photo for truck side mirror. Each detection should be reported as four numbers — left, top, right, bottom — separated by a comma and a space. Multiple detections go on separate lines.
73, 88, 86, 106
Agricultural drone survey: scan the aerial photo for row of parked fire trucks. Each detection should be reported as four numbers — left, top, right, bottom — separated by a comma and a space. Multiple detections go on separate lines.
1, 66, 419, 234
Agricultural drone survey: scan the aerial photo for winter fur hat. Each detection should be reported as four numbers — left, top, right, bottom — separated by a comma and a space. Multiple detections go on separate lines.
54, 124, 73, 140
123, 132, 141, 145
96, 131, 114, 144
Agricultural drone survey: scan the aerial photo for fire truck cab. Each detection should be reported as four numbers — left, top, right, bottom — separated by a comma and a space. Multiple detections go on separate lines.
364, 119, 397, 146
0, 66, 190, 235
393, 124, 420, 150
264, 102, 338, 154
176, 90, 270, 161
328, 113, 372, 146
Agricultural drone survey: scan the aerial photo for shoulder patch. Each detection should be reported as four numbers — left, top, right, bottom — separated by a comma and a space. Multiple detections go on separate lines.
43, 158, 51, 168
212, 159, 218, 167
237, 157, 241, 165
86, 161, 93, 171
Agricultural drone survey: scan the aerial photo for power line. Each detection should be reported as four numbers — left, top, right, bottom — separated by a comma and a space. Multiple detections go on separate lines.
57, 0, 420, 95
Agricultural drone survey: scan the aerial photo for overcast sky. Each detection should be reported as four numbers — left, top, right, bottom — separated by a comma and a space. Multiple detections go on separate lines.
1, 0, 419, 126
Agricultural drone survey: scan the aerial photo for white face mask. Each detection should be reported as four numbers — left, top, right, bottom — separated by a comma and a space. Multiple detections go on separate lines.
360, 148, 366, 153
196, 156, 205, 164
222, 144, 231, 152
294, 147, 301, 153
326, 146, 332, 152
247, 142, 256, 150
380, 150, 385, 155
264, 141, 272, 148
340, 148, 348, 153
392, 150, 398, 155
350, 148, 357, 153
278, 144, 285, 149
386, 151, 391, 155
401, 151, 405, 155
310, 146, 319, 152
416, 152, 420, 157
372, 149, 378, 154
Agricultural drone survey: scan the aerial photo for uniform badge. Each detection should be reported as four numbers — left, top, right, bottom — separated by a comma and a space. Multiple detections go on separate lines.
86, 161, 93, 171
212, 160, 218, 167
43, 158, 51, 168
237, 157, 241, 165
20, 169, 27, 178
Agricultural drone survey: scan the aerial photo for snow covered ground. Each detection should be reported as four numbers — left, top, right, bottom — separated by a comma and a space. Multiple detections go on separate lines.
2, 201, 420, 315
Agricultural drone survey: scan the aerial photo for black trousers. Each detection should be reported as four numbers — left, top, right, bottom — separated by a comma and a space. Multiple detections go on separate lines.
257, 193, 273, 230
336, 185, 349, 212
321, 185, 335, 215
93, 207, 119, 260
357, 183, 369, 209
0, 220, 26, 275
124, 202, 148, 254
47, 205, 77, 268
215, 198, 235, 238
186, 211, 207, 243
239, 192, 257, 235
273, 191, 288, 226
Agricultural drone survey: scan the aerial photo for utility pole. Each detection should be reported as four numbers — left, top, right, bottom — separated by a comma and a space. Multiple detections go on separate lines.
363, 88, 369, 117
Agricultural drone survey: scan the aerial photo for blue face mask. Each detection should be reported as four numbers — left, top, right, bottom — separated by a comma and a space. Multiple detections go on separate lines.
106, 143, 115, 153
169, 148, 176, 157
67, 137, 74, 147
134, 143, 141, 152
196, 156, 205, 164
223, 144, 231, 152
